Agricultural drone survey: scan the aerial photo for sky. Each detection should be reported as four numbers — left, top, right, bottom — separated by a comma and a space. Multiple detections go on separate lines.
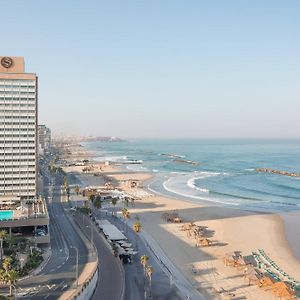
1, 1, 300, 138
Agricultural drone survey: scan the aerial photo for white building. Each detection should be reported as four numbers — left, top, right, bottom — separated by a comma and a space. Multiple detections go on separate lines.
0, 56, 38, 200
38, 125, 51, 155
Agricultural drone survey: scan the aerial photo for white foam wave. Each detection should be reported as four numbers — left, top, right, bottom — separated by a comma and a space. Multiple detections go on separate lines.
194, 171, 229, 176
95, 155, 127, 162
163, 178, 238, 206
196, 187, 209, 193
126, 164, 149, 172
158, 153, 186, 158
187, 177, 209, 193
245, 168, 255, 171
170, 171, 188, 175
186, 171, 227, 191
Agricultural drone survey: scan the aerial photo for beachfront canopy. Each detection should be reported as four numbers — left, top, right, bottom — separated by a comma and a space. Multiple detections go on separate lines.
98, 220, 127, 241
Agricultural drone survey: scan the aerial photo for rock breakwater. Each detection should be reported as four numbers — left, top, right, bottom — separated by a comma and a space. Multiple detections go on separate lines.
256, 168, 300, 178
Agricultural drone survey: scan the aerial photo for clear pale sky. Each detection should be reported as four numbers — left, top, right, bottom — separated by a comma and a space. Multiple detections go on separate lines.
2, 1, 300, 138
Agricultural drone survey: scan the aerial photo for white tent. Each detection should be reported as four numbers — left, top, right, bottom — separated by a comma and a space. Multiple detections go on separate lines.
101, 223, 127, 241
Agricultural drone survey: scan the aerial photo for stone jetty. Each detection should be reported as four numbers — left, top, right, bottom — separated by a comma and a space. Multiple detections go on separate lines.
256, 168, 300, 178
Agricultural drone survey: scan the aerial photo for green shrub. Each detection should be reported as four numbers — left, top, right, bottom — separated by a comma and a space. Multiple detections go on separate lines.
78, 207, 91, 214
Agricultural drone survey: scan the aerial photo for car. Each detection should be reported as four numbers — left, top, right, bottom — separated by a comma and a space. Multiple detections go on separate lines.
36, 231, 46, 236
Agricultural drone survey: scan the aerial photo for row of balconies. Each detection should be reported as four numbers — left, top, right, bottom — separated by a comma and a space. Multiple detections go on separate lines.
0, 108, 36, 112
0, 99, 35, 103
0, 123, 35, 126
0, 106, 36, 110
0, 178, 36, 184
0, 169, 36, 173
0, 178, 36, 183
0, 163, 36, 168
0, 87, 36, 91
0, 157, 36, 161
0, 172, 35, 176
0, 142, 36, 145
0, 114, 36, 118
0, 150, 36, 153
0, 137, 36, 140
0, 90, 36, 95
0, 129, 36, 132
0, 95, 36, 99
0, 81, 35, 86
0, 146, 35, 150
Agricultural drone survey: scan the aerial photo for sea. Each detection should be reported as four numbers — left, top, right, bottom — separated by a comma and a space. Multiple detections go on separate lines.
82, 139, 300, 213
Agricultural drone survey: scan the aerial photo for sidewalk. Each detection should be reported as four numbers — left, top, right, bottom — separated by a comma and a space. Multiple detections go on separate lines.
121, 213, 205, 300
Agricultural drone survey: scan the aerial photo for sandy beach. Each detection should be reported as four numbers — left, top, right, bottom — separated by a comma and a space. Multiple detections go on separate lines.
107, 170, 300, 299
63, 154, 300, 299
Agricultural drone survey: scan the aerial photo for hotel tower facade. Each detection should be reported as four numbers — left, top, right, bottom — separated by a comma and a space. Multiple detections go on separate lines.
0, 56, 38, 201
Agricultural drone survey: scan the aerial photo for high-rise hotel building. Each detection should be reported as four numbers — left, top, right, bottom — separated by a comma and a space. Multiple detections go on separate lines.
0, 56, 38, 200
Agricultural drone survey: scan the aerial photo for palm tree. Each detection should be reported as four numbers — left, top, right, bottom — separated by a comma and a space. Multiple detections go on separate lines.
121, 208, 128, 219
131, 198, 135, 207
0, 268, 5, 282
124, 197, 129, 207
146, 265, 154, 298
133, 222, 142, 249
3, 257, 12, 273
74, 185, 80, 195
66, 186, 70, 201
111, 198, 118, 217
63, 176, 68, 191
89, 194, 96, 203
94, 195, 102, 209
140, 255, 149, 276
121, 208, 127, 230
140, 255, 149, 296
133, 221, 141, 233
122, 209, 131, 233
5, 269, 19, 296
0, 230, 7, 260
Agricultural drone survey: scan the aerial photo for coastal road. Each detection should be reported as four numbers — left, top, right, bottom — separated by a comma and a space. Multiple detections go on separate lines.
18, 171, 90, 299
71, 205, 125, 300
64, 168, 126, 300
68, 168, 182, 299
91, 206, 183, 300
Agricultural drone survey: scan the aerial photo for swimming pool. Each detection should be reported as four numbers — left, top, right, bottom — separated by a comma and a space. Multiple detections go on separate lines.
0, 210, 13, 220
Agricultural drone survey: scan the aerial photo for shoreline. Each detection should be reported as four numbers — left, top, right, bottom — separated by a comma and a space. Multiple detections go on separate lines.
63, 152, 300, 299
106, 168, 300, 299
144, 174, 300, 262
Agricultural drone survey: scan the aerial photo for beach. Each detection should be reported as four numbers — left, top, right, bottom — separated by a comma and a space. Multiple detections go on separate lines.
64, 155, 300, 300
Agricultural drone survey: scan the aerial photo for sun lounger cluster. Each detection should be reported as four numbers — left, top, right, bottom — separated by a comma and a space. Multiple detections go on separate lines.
224, 251, 298, 299
257, 276, 296, 299
253, 249, 300, 287
179, 222, 212, 247
224, 252, 250, 269
161, 211, 183, 223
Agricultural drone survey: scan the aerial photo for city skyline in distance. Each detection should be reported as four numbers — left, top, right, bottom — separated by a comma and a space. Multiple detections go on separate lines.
2, 1, 300, 139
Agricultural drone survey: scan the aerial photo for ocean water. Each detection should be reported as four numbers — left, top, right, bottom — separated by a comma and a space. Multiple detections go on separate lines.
82, 139, 300, 212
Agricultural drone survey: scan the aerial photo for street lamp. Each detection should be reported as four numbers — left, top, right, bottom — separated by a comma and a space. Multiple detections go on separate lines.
12, 285, 17, 298
86, 225, 93, 244
20, 257, 25, 269
71, 246, 79, 288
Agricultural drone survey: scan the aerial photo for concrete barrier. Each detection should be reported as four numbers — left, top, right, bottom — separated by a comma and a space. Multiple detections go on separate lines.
75, 267, 98, 300
58, 212, 99, 300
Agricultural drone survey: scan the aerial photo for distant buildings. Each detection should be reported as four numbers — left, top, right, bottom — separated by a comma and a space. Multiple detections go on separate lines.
38, 125, 51, 155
